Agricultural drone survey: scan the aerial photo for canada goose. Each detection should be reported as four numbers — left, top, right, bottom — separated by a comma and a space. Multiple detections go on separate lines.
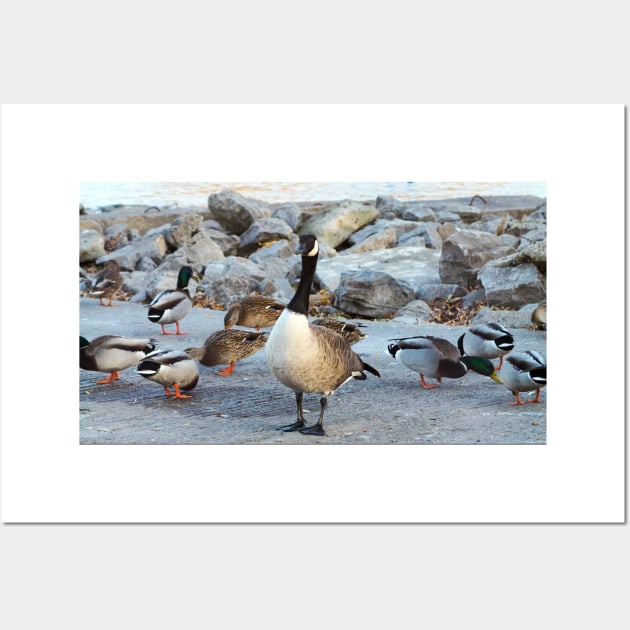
531, 300, 547, 330
224, 295, 286, 330
147, 265, 197, 335
185, 329, 267, 376
499, 350, 546, 405
89, 260, 123, 306
80, 334, 156, 384
265, 234, 380, 436
136, 349, 199, 398
387, 335, 502, 388
312, 318, 367, 345
457, 323, 515, 369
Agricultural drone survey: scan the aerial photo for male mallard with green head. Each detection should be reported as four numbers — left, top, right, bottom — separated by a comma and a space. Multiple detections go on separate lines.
136, 349, 199, 398
388, 335, 503, 389
185, 329, 268, 376
457, 323, 515, 369
224, 295, 286, 331
499, 350, 546, 405
147, 265, 197, 335
80, 335, 156, 384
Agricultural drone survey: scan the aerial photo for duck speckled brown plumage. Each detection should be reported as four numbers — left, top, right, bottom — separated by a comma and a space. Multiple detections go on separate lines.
224, 295, 286, 330
89, 260, 123, 306
312, 318, 367, 345
185, 329, 268, 376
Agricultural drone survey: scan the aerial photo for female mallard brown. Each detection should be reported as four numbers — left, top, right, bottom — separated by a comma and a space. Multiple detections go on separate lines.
531, 300, 547, 330
264, 234, 380, 436
185, 329, 268, 376
147, 266, 197, 335
499, 350, 546, 405
80, 335, 156, 384
388, 335, 503, 388
136, 349, 199, 398
89, 260, 123, 306
457, 323, 514, 369
312, 318, 367, 345
224, 295, 286, 330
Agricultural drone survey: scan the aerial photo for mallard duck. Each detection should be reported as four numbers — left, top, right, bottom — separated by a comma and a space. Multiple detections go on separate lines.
185, 329, 268, 376
224, 295, 286, 330
89, 260, 123, 306
80, 335, 156, 384
147, 266, 197, 335
265, 234, 380, 436
499, 350, 546, 405
531, 300, 547, 330
387, 335, 503, 388
457, 323, 515, 369
312, 318, 367, 345
136, 349, 199, 398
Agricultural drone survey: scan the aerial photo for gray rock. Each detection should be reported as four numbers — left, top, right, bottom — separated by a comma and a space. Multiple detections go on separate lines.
272, 203, 322, 232
349, 218, 418, 246
333, 270, 416, 318
237, 217, 294, 256
415, 283, 466, 303
340, 227, 397, 255
400, 204, 436, 222
299, 200, 379, 248
207, 188, 272, 235
485, 240, 546, 275
176, 230, 225, 264
317, 246, 441, 293
439, 229, 515, 287
80, 229, 106, 263
477, 263, 546, 309
96, 233, 168, 271
165, 213, 204, 248
200, 223, 240, 256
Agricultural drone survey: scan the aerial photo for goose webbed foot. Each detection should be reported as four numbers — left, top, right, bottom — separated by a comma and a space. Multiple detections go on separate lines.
299, 396, 327, 436
278, 420, 305, 432
277, 392, 306, 432
300, 423, 325, 436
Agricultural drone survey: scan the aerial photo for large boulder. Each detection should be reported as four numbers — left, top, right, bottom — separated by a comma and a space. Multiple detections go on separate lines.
439, 229, 514, 288
299, 200, 379, 248
477, 264, 546, 309
333, 270, 416, 318
237, 217, 294, 256
207, 188, 272, 235
80, 229, 106, 263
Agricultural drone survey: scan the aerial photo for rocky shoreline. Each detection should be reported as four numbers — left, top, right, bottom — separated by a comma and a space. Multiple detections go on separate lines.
79, 188, 546, 328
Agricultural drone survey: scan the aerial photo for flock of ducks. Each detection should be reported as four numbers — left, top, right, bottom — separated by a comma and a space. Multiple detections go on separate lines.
81, 234, 547, 437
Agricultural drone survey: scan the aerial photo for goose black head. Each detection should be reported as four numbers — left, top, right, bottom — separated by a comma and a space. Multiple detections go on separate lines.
297, 234, 319, 257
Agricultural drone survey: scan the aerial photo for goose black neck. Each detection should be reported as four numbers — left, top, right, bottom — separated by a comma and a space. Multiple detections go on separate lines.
287, 252, 318, 315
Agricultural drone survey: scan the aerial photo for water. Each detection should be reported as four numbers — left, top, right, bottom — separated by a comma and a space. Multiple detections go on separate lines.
80, 181, 546, 210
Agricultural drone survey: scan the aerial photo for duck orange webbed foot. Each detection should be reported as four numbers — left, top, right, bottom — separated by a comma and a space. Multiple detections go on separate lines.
96, 371, 121, 384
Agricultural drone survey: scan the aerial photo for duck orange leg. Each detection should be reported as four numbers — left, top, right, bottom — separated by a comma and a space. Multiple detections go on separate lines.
217, 361, 235, 376
164, 384, 192, 398
525, 388, 542, 404
510, 391, 524, 405
420, 374, 438, 389
174, 321, 186, 335
96, 371, 121, 384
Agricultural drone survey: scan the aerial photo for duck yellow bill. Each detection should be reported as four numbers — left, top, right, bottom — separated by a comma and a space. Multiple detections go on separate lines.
490, 372, 503, 384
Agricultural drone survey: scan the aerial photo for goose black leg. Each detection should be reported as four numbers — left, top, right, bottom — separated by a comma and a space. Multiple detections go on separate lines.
300, 396, 327, 436
278, 391, 306, 431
